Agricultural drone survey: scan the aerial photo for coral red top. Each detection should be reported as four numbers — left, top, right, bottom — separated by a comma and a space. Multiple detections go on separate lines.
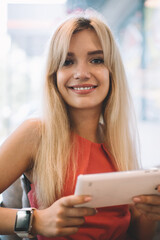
28, 134, 132, 240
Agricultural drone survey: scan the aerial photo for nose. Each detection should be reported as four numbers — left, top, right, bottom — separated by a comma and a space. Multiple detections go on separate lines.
73, 62, 91, 80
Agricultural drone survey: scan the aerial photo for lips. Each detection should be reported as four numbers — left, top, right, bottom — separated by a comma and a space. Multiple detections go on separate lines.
68, 84, 97, 94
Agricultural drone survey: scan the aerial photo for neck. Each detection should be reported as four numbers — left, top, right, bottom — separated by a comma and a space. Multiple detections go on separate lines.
68, 107, 103, 143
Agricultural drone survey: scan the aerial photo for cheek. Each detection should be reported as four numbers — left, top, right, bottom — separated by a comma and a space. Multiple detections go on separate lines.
56, 71, 66, 92
101, 69, 110, 88
101, 70, 110, 99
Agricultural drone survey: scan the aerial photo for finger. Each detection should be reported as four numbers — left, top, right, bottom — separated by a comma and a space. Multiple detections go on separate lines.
135, 203, 160, 215
65, 207, 96, 217
133, 195, 160, 205
54, 216, 85, 228
54, 227, 79, 237
135, 209, 160, 222
62, 217, 85, 227
143, 212, 160, 221
60, 195, 92, 207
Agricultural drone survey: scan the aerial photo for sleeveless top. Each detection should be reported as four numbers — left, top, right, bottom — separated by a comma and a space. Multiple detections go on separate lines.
28, 134, 132, 240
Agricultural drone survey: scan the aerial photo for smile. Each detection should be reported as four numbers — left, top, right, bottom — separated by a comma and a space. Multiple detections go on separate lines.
68, 85, 97, 94
71, 86, 95, 90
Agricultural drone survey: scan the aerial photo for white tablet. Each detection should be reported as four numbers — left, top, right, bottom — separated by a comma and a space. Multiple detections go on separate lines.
74, 168, 160, 208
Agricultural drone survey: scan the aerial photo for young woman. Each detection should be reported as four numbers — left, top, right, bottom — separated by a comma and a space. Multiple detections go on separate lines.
0, 13, 160, 240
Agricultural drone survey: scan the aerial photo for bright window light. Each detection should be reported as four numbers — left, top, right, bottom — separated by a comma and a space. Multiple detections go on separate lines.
7, 0, 66, 4
145, 0, 160, 8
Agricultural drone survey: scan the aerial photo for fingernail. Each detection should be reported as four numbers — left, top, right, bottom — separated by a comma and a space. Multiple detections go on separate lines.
133, 197, 141, 203
84, 196, 92, 202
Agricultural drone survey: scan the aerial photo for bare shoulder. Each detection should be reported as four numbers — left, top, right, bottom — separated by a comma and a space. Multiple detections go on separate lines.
0, 118, 42, 192
17, 118, 42, 135
3, 118, 42, 154
18, 118, 42, 143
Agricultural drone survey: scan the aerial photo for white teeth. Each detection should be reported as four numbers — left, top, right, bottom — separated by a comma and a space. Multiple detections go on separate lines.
73, 86, 94, 90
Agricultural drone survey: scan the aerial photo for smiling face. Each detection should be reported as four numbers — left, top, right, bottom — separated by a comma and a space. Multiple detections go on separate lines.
56, 29, 110, 113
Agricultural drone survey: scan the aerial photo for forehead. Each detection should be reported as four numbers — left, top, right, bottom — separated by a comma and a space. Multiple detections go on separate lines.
68, 29, 102, 52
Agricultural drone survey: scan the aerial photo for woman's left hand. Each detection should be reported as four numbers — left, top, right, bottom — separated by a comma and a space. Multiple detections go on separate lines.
133, 185, 160, 221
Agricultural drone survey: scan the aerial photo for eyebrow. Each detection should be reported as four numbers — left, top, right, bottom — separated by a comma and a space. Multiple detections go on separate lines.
88, 50, 103, 55
67, 50, 103, 57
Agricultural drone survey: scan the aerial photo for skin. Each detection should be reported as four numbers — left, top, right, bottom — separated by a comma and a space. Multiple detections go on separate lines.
57, 29, 110, 113
57, 29, 110, 142
0, 120, 96, 236
0, 28, 160, 239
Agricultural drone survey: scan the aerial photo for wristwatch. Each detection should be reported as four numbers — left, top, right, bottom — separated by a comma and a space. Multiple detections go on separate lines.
14, 208, 36, 238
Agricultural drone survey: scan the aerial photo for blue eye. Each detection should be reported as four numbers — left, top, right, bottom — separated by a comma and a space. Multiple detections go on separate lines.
63, 59, 74, 66
91, 58, 104, 64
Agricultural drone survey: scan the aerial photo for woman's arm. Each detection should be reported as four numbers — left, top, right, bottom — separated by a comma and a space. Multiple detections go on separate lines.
0, 119, 96, 237
0, 195, 96, 237
0, 207, 18, 235
0, 119, 40, 233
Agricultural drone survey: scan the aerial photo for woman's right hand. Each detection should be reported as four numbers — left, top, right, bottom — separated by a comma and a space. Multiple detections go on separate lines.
32, 195, 96, 237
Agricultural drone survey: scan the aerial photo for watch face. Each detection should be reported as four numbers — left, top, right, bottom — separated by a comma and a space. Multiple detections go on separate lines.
15, 210, 31, 231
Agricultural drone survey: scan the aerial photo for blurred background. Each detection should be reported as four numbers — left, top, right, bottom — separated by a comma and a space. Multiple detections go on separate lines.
0, 0, 160, 170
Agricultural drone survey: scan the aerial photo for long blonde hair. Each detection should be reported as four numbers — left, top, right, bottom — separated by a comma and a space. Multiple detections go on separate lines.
33, 14, 139, 208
